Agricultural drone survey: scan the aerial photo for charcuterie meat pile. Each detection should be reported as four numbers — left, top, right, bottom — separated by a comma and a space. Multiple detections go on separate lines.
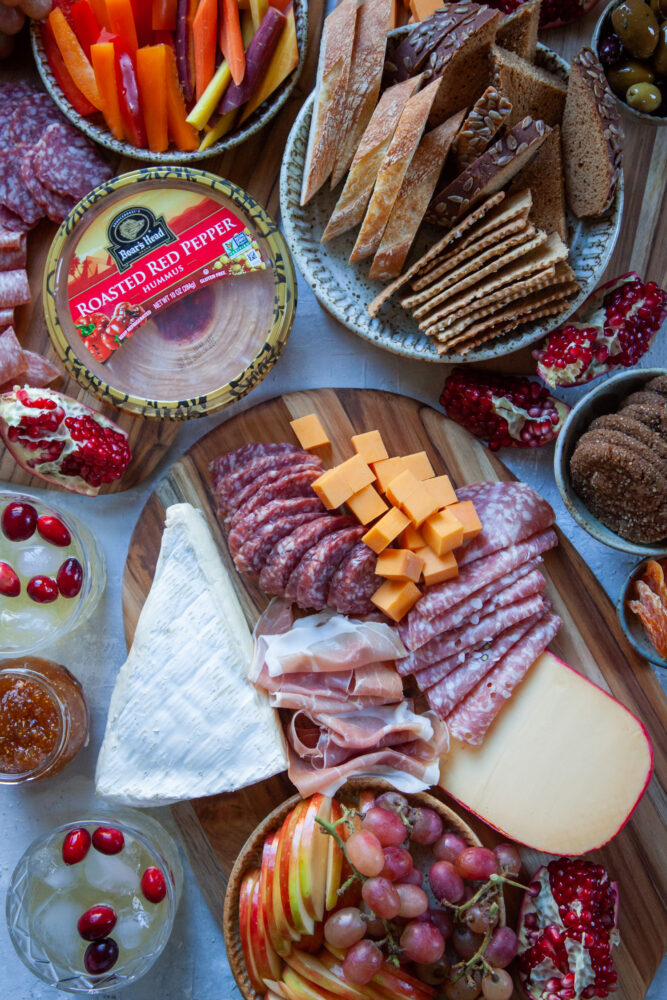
0, 325, 59, 392
397, 481, 561, 745
211, 443, 382, 616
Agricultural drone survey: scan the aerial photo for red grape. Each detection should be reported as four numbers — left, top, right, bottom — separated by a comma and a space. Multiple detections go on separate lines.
381, 846, 413, 881
362, 807, 407, 847
444, 970, 483, 1000
426, 907, 454, 939
347, 831, 385, 877
397, 867, 423, 887
466, 901, 499, 934
342, 940, 383, 985
455, 847, 498, 881
452, 924, 484, 960
365, 916, 385, 938
375, 791, 408, 815
324, 907, 367, 949
433, 832, 468, 862
400, 920, 445, 964
493, 843, 521, 876
362, 877, 401, 919
483, 927, 518, 968
410, 807, 443, 845
482, 969, 514, 1000
395, 883, 428, 918
414, 956, 451, 986
429, 861, 465, 903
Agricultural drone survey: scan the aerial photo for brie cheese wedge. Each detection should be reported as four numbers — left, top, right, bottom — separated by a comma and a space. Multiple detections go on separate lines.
95, 503, 288, 806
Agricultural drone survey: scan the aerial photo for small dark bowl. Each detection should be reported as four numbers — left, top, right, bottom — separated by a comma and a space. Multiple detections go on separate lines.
617, 557, 667, 668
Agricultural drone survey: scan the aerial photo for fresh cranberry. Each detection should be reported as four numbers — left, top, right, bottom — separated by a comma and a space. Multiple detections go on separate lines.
27, 575, 59, 604
62, 828, 91, 865
37, 514, 71, 547
78, 905, 117, 941
0, 561, 20, 597
84, 938, 119, 975
92, 827, 125, 855
1, 501, 37, 541
141, 867, 167, 903
57, 558, 83, 598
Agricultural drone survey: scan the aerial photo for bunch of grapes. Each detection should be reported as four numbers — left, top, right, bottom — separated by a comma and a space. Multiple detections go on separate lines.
321, 792, 522, 1000
0, 0, 52, 60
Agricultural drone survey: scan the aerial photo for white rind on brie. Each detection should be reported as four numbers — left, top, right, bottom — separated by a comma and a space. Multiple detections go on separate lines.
95, 503, 288, 806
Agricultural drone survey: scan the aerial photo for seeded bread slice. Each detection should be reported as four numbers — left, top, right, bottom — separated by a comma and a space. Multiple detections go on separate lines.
452, 86, 513, 172
492, 45, 567, 128
428, 115, 551, 227
561, 47, 623, 218
428, 8, 502, 125
383, 5, 477, 84
508, 126, 568, 242
496, 0, 540, 63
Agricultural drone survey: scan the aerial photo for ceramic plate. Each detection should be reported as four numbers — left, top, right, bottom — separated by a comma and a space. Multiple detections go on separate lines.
280, 43, 624, 363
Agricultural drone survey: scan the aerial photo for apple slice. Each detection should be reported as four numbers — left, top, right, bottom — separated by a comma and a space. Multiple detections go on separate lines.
262, 830, 294, 957
285, 802, 316, 936
265, 981, 290, 999
298, 794, 334, 922
318, 949, 436, 1000
249, 864, 283, 982
439, 651, 654, 855
285, 948, 366, 1000
238, 869, 265, 995
324, 798, 344, 913
273, 809, 302, 951
282, 967, 342, 1000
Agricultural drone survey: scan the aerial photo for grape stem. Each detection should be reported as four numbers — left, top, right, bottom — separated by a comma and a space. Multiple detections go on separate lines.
315, 810, 364, 888
450, 903, 498, 983
441, 872, 527, 917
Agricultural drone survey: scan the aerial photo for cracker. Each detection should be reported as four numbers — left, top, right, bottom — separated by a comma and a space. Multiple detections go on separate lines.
436, 299, 573, 355
438, 293, 574, 353
419, 265, 557, 331
438, 281, 579, 343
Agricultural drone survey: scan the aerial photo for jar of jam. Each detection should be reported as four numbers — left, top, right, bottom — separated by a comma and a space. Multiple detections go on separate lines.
0, 658, 88, 784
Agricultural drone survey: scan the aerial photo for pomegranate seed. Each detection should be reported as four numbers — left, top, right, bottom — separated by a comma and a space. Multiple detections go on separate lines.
57, 558, 83, 598
78, 905, 117, 941
37, 515, 71, 547
62, 828, 91, 865
1, 501, 37, 541
141, 867, 167, 904
84, 938, 119, 975
27, 575, 59, 604
92, 827, 125, 855
0, 561, 20, 597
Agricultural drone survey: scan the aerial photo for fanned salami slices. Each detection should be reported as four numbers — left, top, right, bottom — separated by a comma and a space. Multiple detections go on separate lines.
230, 466, 323, 525
235, 509, 325, 576
228, 496, 324, 556
211, 442, 298, 488
228, 459, 323, 518
0, 234, 25, 270
289, 525, 365, 609
0, 205, 26, 237
0, 269, 30, 308
21, 148, 76, 224
33, 123, 113, 203
328, 542, 381, 616
259, 515, 356, 595
9, 94, 66, 146
456, 481, 556, 567
0, 146, 42, 228
217, 450, 322, 513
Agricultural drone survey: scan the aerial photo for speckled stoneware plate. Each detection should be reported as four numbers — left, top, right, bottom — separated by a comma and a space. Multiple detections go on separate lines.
30, 1, 308, 163
280, 41, 624, 363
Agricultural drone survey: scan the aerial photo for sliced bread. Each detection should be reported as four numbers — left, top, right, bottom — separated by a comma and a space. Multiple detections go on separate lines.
508, 126, 568, 242
427, 7, 502, 125
496, 0, 540, 62
452, 85, 513, 171
492, 45, 567, 128
383, 5, 477, 83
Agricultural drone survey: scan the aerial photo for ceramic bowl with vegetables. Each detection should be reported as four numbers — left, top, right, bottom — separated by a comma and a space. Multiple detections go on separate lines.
593, 0, 667, 123
31, 0, 308, 162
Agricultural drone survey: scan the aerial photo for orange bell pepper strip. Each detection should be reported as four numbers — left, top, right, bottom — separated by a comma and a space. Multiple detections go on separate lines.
192, 0, 216, 101
106, 0, 138, 53
136, 45, 169, 152
88, 0, 110, 28
218, 0, 245, 86
90, 40, 125, 139
164, 45, 200, 150
42, 18, 97, 116
152, 0, 177, 30
47, 8, 103, 109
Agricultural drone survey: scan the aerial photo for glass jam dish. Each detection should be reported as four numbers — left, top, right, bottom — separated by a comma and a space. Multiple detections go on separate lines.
44, 166, 297, 420
0, 657, 88, 783
0, 491, 106, 656
6, 809, 183, 993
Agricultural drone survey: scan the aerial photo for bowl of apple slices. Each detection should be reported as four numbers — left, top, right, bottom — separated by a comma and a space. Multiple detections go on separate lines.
223, 780, 522, 1000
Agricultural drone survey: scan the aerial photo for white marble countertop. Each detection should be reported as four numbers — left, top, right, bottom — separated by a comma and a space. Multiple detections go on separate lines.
1, 264, 666, 998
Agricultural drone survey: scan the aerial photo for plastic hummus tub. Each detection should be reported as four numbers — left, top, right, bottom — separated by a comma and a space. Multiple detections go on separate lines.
43, 167, 297, 419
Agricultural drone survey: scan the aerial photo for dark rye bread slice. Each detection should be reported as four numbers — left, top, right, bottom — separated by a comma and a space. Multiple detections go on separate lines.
561, 47, 622, 218
646, 375, 667, 397
492, 46, 567, 128
427, 8, 502, 125
428, 116, 550, 227
508, 126, 567, 242
590, 413, 667, 462
496, 0, 540, 62
452, 86, 513, 172
621, 401, 667, 441
384, 5, 478, 84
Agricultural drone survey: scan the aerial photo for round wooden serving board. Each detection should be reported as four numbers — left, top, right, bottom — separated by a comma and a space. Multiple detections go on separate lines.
122, 388, 667, 999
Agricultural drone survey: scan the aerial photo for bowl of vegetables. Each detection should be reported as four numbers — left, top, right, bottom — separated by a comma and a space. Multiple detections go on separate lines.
31, 0, 308, 162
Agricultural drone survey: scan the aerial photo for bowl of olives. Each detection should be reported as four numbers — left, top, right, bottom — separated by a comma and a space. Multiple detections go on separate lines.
593, 0, 667, 122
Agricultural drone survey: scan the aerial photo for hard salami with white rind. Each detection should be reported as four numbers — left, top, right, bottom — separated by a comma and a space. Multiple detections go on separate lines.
33, 123, 113, 202
0, 269, 30, 308
0, 146, 42, 227
21, 148, 75, 224
9, 93, 65, 146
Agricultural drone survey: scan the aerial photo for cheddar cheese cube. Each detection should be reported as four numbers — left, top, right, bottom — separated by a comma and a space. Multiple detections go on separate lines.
347, 484, 388, 524
290, 413, 329, 449
371, 579, 421, 622
311, 468, 354, 510
337, 453, 375, 493
376, 548, 424, 583
402, 488, 440, 528
386, 469, 421, 508
402, 451, 435, 480
421, 508, 464, 556
362, 507, 410, 554
399, 524, 426, 550
372, 457, 407, 493
425, 474, 457, 509
417, 546, 458, 586
351, 430, 388, 465
447, 500, 483, 541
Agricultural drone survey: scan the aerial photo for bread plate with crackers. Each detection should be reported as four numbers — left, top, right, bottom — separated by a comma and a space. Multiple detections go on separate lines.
280, 1, 624, 363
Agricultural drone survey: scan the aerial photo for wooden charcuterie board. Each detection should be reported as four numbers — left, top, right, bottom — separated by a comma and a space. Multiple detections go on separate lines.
122, 387, 667, 1000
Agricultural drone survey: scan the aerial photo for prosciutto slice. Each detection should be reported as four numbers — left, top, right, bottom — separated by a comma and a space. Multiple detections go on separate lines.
256, 661, 404, 707
456, 482, 555, 567
447, 612, 562, 745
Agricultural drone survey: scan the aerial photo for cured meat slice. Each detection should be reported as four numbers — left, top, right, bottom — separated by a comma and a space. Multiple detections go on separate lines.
446, 612, 562, 745
21, 148, 75, 224
33, 123, 113, 202
0, 234, 25, 270
0, 269, 30, 308
0, 308, 13, 331
216, 449, 321, 512
9, 93, 64, 146
0, 146, 42, 227
20, 350, 61, 387
229, 467, 322, 527
0, 326, 26, 383
0, 205, 26, 239
0, 81, 38, 106
400, 569, 547, 675
410, 528, 558, 624
256, 662, 404, 707
228, 496, 324, 556
235, 508, 325, 575
413, 594, 548, 688
259, 515, 356, 595
226, 458, 322, 518
288, 525, 365, 609
210, 442, 298, 488
425, 612, 543, 717
328, 542, 383, 616
456, 482, 555, 568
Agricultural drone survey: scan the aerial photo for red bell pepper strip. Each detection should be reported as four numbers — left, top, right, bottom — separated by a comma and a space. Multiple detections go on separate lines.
130, 0, 152, 45
116, 47, 147, 146
106, 0, 138, 53
88, 0, 110, 28
152, 0, 177, 30
70, 1, 100, 59
42, 18, 97, 116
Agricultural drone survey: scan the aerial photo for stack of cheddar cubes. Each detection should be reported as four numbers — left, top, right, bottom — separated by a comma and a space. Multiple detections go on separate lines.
289, 414, 482, 623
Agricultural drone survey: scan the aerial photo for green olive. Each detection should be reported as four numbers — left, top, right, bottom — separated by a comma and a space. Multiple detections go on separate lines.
612, 0, 660, 58
607, 59, 656, 94
653, 22, 667, 72
626, 80, 663, 109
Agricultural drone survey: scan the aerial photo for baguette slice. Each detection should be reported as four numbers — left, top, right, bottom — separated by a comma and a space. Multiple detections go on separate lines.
322, 76, 421, 243
369, 110, 465, 280
496, 0, 540, 62
492, 45, 567, 128
331, 0, 393, 188
508, 126, 568, 242
301, 0, 359, 205
351, 77, 441, 263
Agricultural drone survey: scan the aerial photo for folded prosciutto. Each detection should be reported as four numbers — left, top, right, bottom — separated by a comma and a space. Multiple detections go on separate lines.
256, 661, 404, 709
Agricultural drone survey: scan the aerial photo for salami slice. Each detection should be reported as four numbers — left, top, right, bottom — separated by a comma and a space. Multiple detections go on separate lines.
229, 467, 322, 527
0, 205, 27, 239
9, 93, 65, 146
33, 123, 113, 202
288, 525, 365, 610
0, 146, 42, 227
228, 496, 324, 556
328, 542, 381, 616
216, 449, 321, 512
21, 148, 75, 224
410, 529, 558, 624
259, 515, 355, 596
210, 442, 298, 490
225, 458, 322, 518
446, 612, 562, 745
0, 269, 30, 308
235, 509, 325, 576
0, 81, 38, 106
21, 350, 61, 387
0, 234, 25, 270
425, 613, 543, 718
0, 326, 26, 383
456, 482, 555, 568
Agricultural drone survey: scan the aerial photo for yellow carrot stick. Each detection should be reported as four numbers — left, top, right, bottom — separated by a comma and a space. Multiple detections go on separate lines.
186, 58, 232, 129
198, 109, 237, 149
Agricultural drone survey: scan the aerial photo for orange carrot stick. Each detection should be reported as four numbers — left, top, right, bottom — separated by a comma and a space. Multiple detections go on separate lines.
136, 45, 169, 151
106, 0, 138, 54
192, 0, 216, 101
152, 0, 178, 30
47, 7, 103, 109
218, 0, 245, 86
164, 44, 200, 150
90, 40, 125, 139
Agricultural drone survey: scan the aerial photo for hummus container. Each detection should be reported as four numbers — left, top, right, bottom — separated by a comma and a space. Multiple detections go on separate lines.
44, 167, 296, 420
